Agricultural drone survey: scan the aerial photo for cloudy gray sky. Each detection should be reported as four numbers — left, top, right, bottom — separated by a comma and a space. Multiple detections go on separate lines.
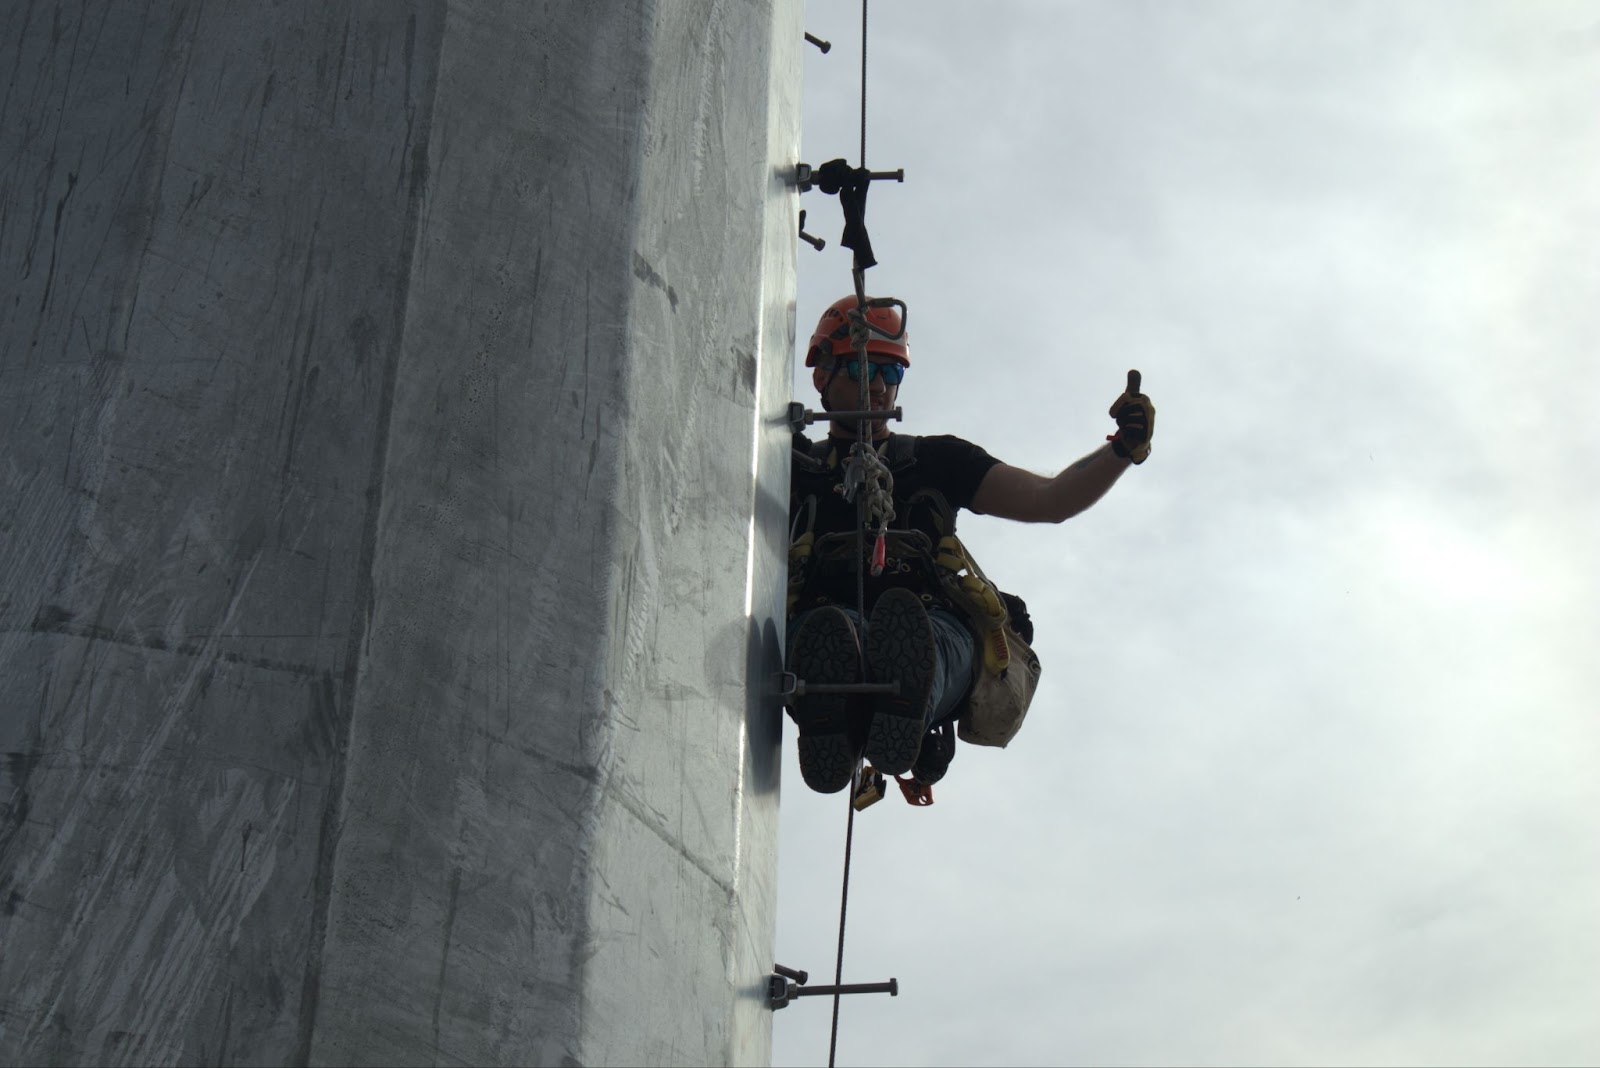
773, 2, 1600, 1065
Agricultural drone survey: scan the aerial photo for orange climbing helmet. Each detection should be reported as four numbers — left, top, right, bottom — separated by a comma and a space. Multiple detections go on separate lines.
805, 295, 910, 367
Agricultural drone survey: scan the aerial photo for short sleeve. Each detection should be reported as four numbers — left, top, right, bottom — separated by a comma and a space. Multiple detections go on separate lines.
915, 434, 1001, 512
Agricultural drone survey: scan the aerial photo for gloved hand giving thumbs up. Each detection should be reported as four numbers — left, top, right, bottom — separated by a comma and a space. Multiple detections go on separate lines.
1107, 369, 1155, 465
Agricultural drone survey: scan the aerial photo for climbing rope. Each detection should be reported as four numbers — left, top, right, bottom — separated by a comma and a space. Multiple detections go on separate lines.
859, 0, 869, 168
834, 301, 897, 581
830, 6, 873, 1061
792, 3, 896, 1064
862, 444, 896, 576
839, 440, 895, 576
827, 767, 860, 1067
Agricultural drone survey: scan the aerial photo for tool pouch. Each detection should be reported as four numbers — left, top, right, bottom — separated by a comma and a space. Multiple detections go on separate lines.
934, 535, 1043, 748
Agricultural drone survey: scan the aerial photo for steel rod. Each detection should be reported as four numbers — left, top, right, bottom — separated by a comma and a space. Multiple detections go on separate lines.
794, 979, 899, 998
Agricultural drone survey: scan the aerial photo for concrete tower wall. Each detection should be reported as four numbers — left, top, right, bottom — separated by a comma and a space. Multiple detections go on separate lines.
0, 1, 799, 1063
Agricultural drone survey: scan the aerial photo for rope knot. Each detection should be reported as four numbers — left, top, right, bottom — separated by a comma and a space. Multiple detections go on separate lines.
837, 441, 896, 566
846, 308, 874, 351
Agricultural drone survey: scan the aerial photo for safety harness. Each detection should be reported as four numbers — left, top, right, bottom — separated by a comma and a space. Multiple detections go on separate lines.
788, 435, 1043, 773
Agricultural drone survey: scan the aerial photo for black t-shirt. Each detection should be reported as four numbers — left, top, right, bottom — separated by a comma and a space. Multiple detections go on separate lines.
790, 432, 1002, 612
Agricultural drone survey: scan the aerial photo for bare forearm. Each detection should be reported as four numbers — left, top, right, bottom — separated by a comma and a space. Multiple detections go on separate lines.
972, 377, 1153, 523
1041, 443, 1131, 522
971, 443, 1133, 523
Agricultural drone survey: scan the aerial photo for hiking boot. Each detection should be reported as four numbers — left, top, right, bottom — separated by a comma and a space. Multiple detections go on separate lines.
863, 588, 936, 776
788, 606, 863, 793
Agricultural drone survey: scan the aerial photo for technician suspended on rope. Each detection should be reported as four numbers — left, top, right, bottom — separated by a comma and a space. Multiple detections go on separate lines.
786, 299, 1157, 797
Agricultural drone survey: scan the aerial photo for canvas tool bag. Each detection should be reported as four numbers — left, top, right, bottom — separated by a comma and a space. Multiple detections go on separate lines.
933, 535, 1042, 748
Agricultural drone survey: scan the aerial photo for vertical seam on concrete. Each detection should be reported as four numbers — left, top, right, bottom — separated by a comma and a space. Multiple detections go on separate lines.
291, 10, 449, 1063
569, 1, 661, 1060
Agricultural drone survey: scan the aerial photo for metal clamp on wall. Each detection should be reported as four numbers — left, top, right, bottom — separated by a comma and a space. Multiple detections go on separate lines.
786, 401, 903, 434
773, 671, 899, 705
793, 159, 904, 269
795, 160, 905, 195
768, 964, 899, 1011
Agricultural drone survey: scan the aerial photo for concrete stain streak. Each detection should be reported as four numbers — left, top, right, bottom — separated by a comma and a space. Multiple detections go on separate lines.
430, 866, 462, 1062
629, 251, 678, 311
12, 564, 284, 1059
605, 775, 735, 901
20, 613, 318, 678
36, 168, 78, 315
294, 6, 448, 1063
276, 217, 324, 490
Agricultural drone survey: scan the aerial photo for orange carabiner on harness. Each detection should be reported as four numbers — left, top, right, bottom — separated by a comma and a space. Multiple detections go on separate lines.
895, 775, 934, 806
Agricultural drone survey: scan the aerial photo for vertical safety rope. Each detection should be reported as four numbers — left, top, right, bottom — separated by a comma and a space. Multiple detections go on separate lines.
859, 0, 869, 168
831, 278, 870, 1067
830, 5, 870, 1061
827, 772, 859, 1068
827, 6, 874, 1066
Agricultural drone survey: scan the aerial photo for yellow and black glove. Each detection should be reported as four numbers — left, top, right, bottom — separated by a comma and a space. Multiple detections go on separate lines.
1107, 369, 1155, 465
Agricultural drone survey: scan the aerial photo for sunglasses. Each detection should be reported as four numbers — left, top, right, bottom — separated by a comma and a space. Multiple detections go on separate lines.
839, 359, 906, 385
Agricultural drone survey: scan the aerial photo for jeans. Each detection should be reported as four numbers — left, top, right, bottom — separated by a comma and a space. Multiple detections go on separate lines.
790, 604, 978, 730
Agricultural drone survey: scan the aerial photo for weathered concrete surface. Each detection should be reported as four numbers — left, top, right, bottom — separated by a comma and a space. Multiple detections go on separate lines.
0, 1, 799, 1064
